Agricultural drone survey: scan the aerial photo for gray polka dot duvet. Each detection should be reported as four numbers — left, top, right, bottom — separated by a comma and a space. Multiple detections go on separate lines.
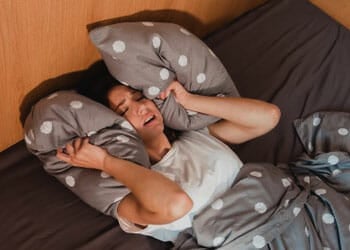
24, 90, 150, 216
89, 22, 240, 130
173, 111, 350, 249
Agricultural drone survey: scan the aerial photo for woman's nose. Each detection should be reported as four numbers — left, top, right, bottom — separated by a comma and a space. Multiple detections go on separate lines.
135, 101, 147, 115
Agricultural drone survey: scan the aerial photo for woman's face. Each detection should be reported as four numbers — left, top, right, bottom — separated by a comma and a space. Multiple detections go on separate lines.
107, 85, 164, 141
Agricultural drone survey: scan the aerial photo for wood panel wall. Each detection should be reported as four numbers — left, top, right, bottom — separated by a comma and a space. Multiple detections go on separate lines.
0, 0, 349, 152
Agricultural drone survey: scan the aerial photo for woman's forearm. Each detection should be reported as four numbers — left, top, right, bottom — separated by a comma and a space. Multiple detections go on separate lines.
103, 155, 192, 218
183, 94, 280, 130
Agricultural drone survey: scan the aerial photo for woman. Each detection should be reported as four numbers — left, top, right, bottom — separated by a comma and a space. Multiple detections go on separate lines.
56, 79, 280, 242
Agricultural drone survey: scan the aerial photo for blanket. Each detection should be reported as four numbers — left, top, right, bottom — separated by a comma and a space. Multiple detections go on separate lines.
173, 111, 350, 249
173, 152, 350, 249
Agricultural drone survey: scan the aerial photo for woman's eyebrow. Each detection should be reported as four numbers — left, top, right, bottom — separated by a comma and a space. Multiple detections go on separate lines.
115, 90, 136, 111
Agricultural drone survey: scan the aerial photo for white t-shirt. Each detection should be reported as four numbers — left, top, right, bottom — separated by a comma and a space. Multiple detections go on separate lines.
116, 128, 243, 242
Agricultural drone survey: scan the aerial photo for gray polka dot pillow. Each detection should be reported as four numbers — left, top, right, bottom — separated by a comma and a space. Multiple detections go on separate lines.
294, 111, 350, 155
24, 90, 150, 216
89, 22, 240, 130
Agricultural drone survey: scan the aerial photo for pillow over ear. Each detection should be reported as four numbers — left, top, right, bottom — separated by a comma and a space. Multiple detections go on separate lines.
89, 21, 240, 130
294, 111, 350, 156
24, 90, 150, 216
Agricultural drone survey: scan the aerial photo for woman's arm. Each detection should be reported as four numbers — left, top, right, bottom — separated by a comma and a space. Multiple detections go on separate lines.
56, 138, 193, 226
160, 81, 281, 144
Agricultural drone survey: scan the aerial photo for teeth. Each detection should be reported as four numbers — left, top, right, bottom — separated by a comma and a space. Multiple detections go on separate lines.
144, 116, 154, 124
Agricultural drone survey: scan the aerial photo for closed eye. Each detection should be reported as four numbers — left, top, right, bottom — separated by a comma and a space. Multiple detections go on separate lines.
120, 107, 128, 116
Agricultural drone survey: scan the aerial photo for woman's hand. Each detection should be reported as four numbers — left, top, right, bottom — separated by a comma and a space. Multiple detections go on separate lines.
56, 137, 108, 170
159, 80, 192, 108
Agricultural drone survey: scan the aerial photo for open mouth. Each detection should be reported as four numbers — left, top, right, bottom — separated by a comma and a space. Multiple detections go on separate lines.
144, 115, 155, 126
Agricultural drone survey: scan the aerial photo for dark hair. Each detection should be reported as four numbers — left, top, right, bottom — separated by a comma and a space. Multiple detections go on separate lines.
77, 61, 180, 142
76, 61, 120, 107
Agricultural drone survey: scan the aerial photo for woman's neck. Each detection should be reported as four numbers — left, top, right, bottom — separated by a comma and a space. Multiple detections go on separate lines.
144, 132, 171, 164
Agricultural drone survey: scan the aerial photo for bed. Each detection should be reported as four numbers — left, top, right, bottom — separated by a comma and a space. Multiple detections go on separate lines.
1, 0, 349, 249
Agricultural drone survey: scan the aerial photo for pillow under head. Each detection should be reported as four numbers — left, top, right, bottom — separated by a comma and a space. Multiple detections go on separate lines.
89, 21, 240, 130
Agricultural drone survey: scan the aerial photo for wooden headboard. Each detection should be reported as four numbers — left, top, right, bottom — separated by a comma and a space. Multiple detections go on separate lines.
0, 0, 349, 152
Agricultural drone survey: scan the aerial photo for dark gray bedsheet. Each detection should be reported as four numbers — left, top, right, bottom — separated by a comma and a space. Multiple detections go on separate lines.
1, 0, 350, 249
0, 141, 172, 250
205, 0, 350, 164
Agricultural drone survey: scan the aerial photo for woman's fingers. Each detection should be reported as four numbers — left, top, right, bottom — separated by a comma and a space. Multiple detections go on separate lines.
82, 137, 90, 146
73, 138, 82, 151
56, 148, 71, 162
65, 143, 75, 155
159, 81, 179, 100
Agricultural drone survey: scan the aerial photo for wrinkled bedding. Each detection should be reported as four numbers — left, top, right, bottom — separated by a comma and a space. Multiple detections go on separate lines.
1, 0, 350, 249
173, 111, 350, 249
174, 147, 350, 249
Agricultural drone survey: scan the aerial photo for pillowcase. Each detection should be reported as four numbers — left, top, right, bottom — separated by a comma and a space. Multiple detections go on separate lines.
24, 90, 150, 216
294, 111, 350, 155
88, 21, 240, 130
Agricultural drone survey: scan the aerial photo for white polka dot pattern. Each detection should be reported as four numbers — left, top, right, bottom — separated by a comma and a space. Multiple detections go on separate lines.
252, 235, 266, 249
332, 169, 342, 176
40, 121, 53, 134
250, 171, 263, 178
186, 110, 197, 116
208, 48, 217, 57
29, 129, 35, 139
196, 73, 206, 84
307, 142, 313, 152
284, 199, 290, 207
142, 22, 154, 27
24, 133, 32, 145
180, 27, 191, 35
254, 202, 267, 214
178, 55, 188, 67
70, 100, 83, 109
322, 213, 334, 224
305, 227, 309, 237
87, 131, 97, 137
116, 135, 130, 143
65, 175, 75, 187
338, 128, 349, 136
327, 155, 339, 165
213, 236, 225, 247
100, 171, 110, 178
112, 40, 126, 53
315, 188, 327, 195
148, 86, 160, 96
312, 117, 321, 126
160, 68, 170, 80
47, 92, 58, 99
293, 207, 301, 216
211, 199, 224, 210
152, 36, 161, 49
281, 178, 291, 188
